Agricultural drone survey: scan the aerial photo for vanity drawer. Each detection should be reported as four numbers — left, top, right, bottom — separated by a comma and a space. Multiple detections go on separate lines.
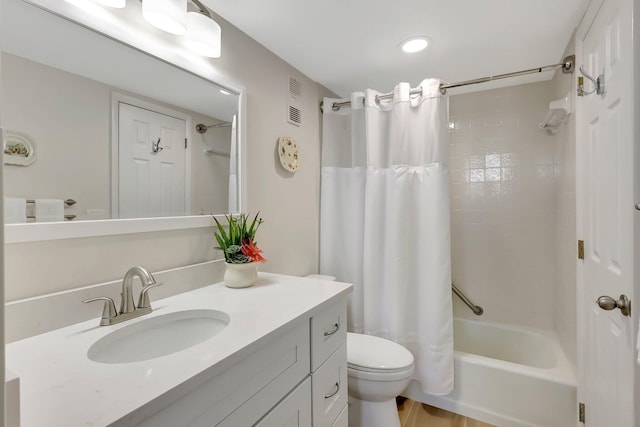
254, 377, 312, 427
136, 320, 310, 427
310, 299, 347, 372
312, 343, 347, 427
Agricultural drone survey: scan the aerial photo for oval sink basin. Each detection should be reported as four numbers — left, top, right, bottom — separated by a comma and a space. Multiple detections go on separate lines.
88, 309, 230, 364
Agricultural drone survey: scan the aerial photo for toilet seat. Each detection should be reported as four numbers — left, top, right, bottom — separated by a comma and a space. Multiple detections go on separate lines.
347, 363, 414, 381
347, 333, 414, 378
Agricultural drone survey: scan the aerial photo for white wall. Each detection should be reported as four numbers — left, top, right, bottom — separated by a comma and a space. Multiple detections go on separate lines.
3, 0, 335, 340
3, 52, 111, 220
449, 81, 557, 330
551, 37, 577, 364
188, 7, 338, 277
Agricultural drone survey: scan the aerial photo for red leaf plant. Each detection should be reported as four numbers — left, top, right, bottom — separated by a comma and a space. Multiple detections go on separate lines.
241, 238, 267, 263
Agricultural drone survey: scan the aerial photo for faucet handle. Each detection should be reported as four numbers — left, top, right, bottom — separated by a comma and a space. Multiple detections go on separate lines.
83, 297, 117, 325
137, 283, 163, 309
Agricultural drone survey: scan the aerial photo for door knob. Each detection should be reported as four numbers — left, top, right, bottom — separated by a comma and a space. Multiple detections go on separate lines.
597, 294, 631, 317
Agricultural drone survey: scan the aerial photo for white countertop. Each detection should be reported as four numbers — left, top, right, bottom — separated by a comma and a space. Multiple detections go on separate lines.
6, 273, 352, 427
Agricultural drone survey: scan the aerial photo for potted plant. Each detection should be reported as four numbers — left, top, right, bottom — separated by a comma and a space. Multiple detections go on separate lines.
213, 213, 266, 288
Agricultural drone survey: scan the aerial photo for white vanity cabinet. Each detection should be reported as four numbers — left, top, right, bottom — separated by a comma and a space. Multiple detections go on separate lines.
6, 274, 352, 427
134, 298, 348, 427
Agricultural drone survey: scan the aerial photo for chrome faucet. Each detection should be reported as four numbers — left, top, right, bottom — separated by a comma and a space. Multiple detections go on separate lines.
83, 266, 162, 326
121, 266, 157, 314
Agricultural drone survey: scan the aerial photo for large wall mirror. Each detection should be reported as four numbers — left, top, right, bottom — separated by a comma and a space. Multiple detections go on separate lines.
1, 0, 244, 241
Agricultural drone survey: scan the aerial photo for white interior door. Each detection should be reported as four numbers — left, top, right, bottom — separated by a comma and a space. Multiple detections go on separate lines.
577, 0, 635, 425
118, 102, 187, 218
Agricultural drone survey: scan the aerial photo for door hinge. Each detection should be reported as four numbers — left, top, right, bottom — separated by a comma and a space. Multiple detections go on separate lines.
579, 402, 585, 423
578, 240, 585, 260
185, 138, 188, 149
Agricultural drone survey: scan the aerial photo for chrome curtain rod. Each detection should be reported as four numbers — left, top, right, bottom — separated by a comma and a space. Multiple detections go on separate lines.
195, 122, 232, 134
324, 55, 575, 112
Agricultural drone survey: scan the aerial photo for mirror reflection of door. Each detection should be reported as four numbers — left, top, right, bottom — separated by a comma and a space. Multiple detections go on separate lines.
117, 102, 190, 218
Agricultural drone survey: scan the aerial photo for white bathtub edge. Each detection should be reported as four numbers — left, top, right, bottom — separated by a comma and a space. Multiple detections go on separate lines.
455, 350, 575, 386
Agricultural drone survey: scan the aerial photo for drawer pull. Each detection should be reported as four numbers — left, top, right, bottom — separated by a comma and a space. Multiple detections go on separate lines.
324, 382, 340, 399
323, 322, 340, 337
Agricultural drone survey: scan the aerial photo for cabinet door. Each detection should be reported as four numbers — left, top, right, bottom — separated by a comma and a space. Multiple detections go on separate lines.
255, 378, 312, 427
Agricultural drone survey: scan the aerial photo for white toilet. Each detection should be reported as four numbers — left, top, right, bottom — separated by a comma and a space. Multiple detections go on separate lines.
304, 275, 415, 427
346, 332, 414, 427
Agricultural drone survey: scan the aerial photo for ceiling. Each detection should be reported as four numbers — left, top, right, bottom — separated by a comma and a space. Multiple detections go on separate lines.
204, 0, 590, 97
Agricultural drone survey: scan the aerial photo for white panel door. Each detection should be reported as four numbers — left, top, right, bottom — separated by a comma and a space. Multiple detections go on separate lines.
577, 0, 635, 425
118, 102, 187, 218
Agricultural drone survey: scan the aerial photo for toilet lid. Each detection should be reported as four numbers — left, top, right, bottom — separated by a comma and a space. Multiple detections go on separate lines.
347, 333, 414, 372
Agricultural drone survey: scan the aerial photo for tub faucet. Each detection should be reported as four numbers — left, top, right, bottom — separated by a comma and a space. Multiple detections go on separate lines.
83, 266, 162, 326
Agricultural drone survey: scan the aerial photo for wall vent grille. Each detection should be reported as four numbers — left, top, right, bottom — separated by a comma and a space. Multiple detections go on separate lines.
288, 76, 301, 97
288, 105, 302, 126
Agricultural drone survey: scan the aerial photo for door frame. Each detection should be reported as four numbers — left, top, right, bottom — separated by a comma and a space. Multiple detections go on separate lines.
110, 92, 193, 219
635, 0, 640, 421
575, 0, 637, 425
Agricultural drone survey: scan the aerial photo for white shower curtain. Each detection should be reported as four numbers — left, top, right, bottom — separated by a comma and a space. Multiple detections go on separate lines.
320, 79, 453, 395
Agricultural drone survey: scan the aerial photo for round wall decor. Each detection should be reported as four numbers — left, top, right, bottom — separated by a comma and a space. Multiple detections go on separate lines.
278, 136, 299, 173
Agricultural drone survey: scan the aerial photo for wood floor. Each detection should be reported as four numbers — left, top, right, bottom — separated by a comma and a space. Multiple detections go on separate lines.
397, 398, 496, 427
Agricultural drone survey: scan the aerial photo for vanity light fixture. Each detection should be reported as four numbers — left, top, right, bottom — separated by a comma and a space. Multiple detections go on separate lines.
142, 0, 187, 35
68, 0, 222, 57
219, 89, 232, 95
186, 9, 221, 58
400, 36, 430, 53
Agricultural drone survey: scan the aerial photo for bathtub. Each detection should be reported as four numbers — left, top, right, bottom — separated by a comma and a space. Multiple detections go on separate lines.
403, 317, 577, 427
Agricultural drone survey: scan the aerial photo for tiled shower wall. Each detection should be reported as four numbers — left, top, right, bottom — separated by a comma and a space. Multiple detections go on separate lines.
449, 81, 558, 330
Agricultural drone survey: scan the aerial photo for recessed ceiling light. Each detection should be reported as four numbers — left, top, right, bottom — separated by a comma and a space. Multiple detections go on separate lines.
400, 37, 430, 53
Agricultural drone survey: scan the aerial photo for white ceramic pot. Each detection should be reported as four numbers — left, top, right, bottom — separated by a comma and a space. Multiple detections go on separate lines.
224, 262, 258, 288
